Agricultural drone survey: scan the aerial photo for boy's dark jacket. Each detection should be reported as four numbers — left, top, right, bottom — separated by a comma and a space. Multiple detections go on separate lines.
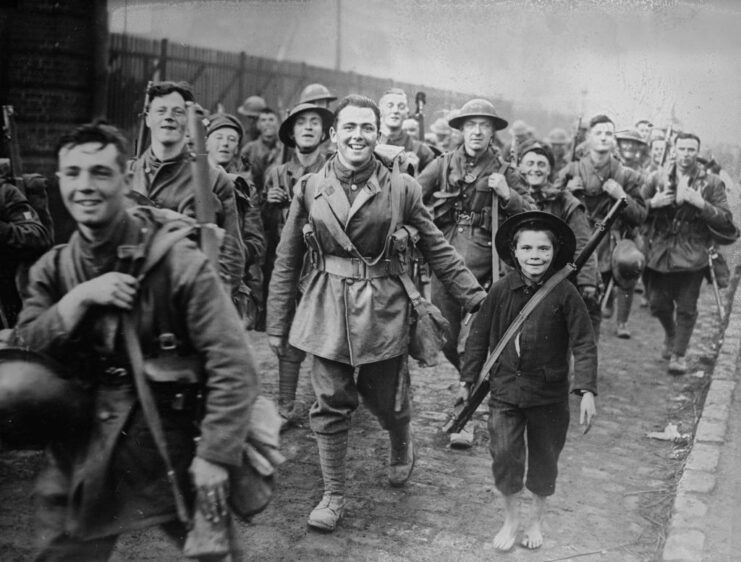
461, 270, 597, 407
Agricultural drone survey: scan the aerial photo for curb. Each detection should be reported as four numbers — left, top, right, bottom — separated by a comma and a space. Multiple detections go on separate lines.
662, 265, 741, 561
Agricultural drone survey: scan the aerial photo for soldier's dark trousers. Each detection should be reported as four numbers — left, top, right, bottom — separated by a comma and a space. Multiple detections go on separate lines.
645, 268, 705, 356
308, 355, 411, 435
487, 398, 570, 498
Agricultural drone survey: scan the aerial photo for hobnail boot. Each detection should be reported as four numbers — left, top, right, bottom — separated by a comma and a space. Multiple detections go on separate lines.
616, 323, 631, 339
668, 354, 688, 375
307, 492, 345, 532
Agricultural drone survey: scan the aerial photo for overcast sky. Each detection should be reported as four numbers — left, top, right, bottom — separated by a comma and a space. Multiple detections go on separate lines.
111, 0, 741, 144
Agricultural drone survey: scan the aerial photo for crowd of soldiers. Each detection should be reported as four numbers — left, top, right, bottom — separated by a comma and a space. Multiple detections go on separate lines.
0, 78, 737, 559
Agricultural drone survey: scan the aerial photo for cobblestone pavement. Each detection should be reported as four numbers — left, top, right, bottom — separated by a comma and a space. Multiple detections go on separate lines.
0, 281, 729, 562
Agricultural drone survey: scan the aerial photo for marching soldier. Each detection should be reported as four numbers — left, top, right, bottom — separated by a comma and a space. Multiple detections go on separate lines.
267, 95, 485, 532
205, 113, 266, 328
417, 98, 535, 448
240, 107, 283, 193
554, 115, 648, 340
14, 122, 258, 560
129, 81, 245, 283
263, 102, 333, 427
546, 127, 570, 174
643, 132, 735, 374
236, 94, 267, 142
0, 164, 52, 328
378, 88, 435, 174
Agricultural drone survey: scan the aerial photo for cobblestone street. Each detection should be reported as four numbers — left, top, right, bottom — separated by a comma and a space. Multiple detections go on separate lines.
0, 279, 730, 562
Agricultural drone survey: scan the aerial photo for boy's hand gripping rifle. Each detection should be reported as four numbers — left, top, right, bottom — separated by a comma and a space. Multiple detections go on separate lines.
443, 196, 627, 434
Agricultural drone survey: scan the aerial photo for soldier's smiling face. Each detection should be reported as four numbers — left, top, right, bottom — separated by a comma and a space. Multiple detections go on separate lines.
206, 127, 241, 166
57, 142, 130, 234
380, 93, 408, 131
519, 151, 551, 188
331, 105, 379, 170
292, 110, 324, 152
146, 91, 188, 147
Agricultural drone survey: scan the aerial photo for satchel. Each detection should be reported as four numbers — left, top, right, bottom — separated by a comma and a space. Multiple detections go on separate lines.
399, 273, 450, 367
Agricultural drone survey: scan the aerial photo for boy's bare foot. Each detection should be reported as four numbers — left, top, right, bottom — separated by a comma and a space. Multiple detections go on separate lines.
493, 494, 519, 552
521, 521, 543, 550
521, 494, 546, 550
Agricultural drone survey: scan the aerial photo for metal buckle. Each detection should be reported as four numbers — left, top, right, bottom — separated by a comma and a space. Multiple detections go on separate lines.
158, 333, 177, 351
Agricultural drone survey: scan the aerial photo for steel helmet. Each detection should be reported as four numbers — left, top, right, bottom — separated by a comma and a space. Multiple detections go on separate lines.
611, 239, 646, 290
547, 128, 569, 144
448, 99, 508, 131
278, 103, 334, 148
237, 95, 267, 117
299, 83, 337, 105
0, 348, 92, 449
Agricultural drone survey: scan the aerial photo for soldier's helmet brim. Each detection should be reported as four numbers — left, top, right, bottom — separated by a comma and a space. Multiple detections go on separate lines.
278, 103, 335, 148
495, 211, 576, 270
0, 348, 92, 449
448, 99, 508, 131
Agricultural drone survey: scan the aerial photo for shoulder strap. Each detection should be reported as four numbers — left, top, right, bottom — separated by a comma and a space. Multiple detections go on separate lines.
311, 161, 401, 267
439, 151, 453, 190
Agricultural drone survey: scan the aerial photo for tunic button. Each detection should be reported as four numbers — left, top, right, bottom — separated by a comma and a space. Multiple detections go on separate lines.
487, 241, 492, 246
458, 227, 464, 233
345, 278, 354, 285
516, 371, 522, 377
98, 410, 112, 421
351, 183, 358, 191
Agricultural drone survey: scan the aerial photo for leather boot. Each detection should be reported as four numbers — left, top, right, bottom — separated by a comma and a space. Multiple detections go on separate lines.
308, 432, 347, 531
387, 424, 415, 487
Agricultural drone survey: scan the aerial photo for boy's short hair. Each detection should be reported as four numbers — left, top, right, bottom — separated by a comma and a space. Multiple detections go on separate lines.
334, 95, 381, 131
511, 225, 558, 250
56, 120, 130, 172
588, 114, 614, 130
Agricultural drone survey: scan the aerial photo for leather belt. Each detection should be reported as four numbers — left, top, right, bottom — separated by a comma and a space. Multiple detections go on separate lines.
317, 255, 404, 279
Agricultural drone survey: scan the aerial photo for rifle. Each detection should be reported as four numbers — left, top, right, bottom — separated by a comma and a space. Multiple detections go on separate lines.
134, 81, 153, 160
707, 247, 725, 322
443, 196, 628, 434
413, 92, 426, 141
186, 102, 220, 269
2, 105, 24, 188
570, 115, 582, 164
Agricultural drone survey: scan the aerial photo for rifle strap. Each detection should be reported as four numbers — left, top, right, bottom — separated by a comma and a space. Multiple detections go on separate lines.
471, 263, 576, 392
121, 312, 192, 526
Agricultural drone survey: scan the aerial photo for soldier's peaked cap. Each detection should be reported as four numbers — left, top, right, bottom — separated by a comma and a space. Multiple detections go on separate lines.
278, 103, 334, 148
206, 113, 244, 143
495, 211, 576, 270
299, 83, 337, 105
448, 99, 508, 131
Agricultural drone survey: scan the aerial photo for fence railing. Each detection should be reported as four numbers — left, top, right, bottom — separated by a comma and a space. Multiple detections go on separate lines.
107, 32, 511, 145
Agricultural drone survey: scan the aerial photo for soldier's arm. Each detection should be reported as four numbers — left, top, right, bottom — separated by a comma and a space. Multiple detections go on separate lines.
404, 176, 485, 312
266, 178, 310, 338
499, 166, 536, 214
233, 176, 265, 267
212, 169, 247, 274
565, 284, 598, 397
566, 201, 599, 288
618, 168, 649, 227
0, 181, 52, 256
170, 240, 258, 467
698, 175, 734, 230
459, 287, 496, 385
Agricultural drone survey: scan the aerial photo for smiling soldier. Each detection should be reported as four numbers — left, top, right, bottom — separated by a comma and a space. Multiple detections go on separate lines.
267, 94, 485, 532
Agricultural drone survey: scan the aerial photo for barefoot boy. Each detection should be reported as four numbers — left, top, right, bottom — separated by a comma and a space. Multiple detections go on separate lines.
461, 211, 597, 551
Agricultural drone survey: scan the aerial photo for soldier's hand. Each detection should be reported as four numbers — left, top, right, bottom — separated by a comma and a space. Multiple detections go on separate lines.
579, 391, 596, 434
579, 285, 598, 300
649, 190, 675, 209
681, 186, 706, 209
602, 178, 626, 200
455, 382, 471, 406
80, 272, 139, 310
191, 457, 230, 522
404, 151, 420, 172
566, 176, 584, 192
268, 335, 287, 356
488, 172, 511, 202
266, 186, 289, 205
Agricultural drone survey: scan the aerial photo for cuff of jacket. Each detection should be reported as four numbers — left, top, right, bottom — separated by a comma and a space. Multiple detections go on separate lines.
465, 291, 487, 314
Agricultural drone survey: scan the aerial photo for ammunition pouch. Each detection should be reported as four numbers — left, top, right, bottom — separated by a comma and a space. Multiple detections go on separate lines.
142, 333, 203, 385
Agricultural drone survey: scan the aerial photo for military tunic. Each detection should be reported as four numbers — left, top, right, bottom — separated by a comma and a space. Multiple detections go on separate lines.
14, 208, 258, 541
